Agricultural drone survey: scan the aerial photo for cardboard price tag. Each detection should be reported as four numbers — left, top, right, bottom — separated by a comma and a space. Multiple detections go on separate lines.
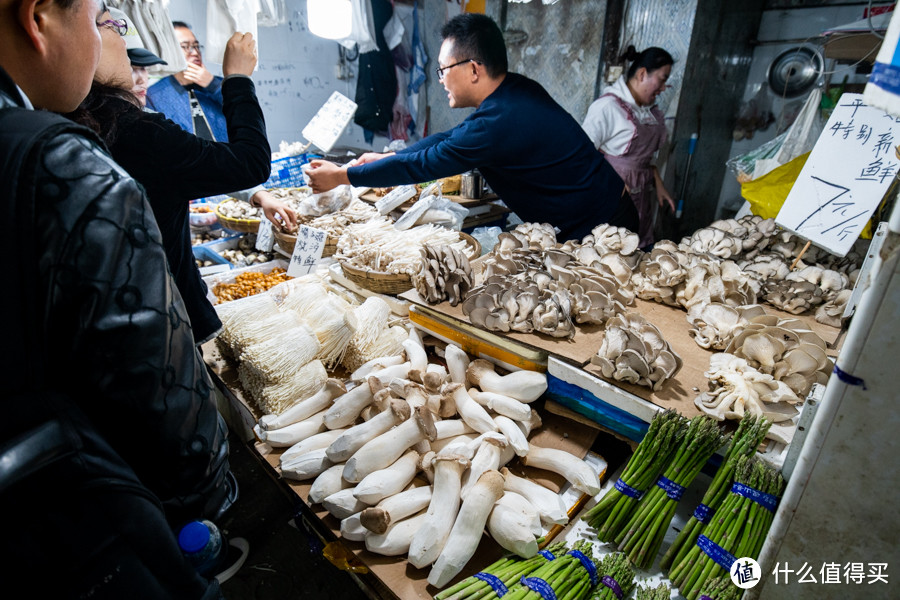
256, 219, 275, 252
287, 225, 327, 277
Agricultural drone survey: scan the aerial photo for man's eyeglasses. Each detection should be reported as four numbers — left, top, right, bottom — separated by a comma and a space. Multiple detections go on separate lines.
180, 42, 204, 54
436, 58, 477, 81
97, 18, 127, 37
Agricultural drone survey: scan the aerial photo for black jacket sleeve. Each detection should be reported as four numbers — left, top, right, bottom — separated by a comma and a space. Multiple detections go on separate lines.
113, 76, 271, 207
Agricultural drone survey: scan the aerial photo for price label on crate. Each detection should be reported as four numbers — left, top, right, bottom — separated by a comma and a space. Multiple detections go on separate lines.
255, 219, 274, 252
287, 225, 327, 277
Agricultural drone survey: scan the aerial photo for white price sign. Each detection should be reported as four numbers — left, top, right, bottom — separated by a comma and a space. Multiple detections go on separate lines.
301, 91, 357, 153
775, 93, 900, 257
286, 225, 327, 277
255, 219, 274, 252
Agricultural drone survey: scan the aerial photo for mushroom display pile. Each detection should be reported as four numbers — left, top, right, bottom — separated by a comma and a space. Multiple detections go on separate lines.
336, 217, 474, 276
460, 223, 636, 338
250, 336, 603, 589
686, 302, 768, 350
694, 353, 800, 426
413, 244, 474, 307
589, 313, 683, 391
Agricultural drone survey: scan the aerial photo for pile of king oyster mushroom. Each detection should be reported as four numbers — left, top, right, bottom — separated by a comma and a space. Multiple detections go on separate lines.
250, 331, 605, 588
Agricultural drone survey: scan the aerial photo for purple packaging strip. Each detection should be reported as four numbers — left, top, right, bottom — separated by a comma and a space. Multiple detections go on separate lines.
731, 482, 778, 512
697, 534, 737, 572
600, 575, 624, 599
539, 550, 556, 561
699, 596, 715, 600
566, 549, 599, 586
614, 478, 645, 500
655, 475, 686, 501
474, 572, 508, 597
693, 502, 714, 524
520, 576, 557, 600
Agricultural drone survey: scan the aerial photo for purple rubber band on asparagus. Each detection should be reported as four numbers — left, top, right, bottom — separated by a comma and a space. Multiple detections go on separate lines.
473, 572, 508, 596
539, 550, 556, 561
600, 575, 624, 599
699, 596, 714, 600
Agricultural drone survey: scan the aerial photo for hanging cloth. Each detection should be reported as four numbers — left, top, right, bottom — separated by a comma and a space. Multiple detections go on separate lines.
207, 0, 261, 67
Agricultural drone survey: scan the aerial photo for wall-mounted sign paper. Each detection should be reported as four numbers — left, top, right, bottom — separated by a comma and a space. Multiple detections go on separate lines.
287, 225, 327, 277
863, 8, 900, 116
775, 93, 900, 257
301, 91, 357, 153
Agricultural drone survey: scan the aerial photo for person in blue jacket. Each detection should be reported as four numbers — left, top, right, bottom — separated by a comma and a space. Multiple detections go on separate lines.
147, 20, 227, 141
307, 13, 637, 242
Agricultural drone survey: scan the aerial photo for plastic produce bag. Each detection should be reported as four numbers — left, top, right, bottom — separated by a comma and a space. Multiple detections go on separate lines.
732, 83, 774, 141
295, 185, 353, 217
470, 226, 502, 256
727, 88, 822, 183
393, 195, 468, 231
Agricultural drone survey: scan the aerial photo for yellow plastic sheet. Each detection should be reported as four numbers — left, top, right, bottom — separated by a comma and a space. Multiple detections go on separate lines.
740, 152, 810, 219
322, 540, 369, 574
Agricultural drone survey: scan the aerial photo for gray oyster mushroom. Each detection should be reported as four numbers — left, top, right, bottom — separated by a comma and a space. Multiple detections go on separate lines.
590, 313, 683, 391
413, 244, 474, 307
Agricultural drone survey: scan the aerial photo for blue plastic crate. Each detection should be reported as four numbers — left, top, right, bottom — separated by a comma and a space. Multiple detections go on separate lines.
266, 153, 321, 188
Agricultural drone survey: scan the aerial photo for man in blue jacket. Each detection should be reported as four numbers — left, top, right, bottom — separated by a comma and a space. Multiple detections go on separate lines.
307, 13, 637, 242
147, 21, 227, 141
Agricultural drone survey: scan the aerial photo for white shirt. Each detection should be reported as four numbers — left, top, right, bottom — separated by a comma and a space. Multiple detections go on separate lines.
581, 76, 660, 157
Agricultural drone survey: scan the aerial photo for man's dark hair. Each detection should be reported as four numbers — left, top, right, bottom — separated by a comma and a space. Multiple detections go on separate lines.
440, 13, 507, 78
623, 46, 674, 79
172, 20, 191, 29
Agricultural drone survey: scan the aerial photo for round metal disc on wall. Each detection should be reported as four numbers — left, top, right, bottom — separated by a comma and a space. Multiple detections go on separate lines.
767, 47, 824, 98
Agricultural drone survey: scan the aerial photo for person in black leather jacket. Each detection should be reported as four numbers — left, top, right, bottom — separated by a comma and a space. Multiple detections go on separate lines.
67, 19, 286, 345
1, 1, 230, 597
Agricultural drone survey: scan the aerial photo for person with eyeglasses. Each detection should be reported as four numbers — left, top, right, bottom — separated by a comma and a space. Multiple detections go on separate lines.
307, 13, 637, 243
0, 1, 229, 597
146, 20, 227, 142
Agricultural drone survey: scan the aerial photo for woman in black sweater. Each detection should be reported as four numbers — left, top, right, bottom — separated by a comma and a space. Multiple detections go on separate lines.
67, 13, 294, 344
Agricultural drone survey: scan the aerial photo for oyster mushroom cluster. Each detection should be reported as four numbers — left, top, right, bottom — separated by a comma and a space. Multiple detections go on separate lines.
413, 244, 474, 307
724, 315, 832, 397
632, 243, 758, 310
761, 264, 850, 315
681, 215, 776, 260
461, 227, 635, 338
589, 313, 683, 391
687, 302, 767, 350
695, 352, 800, 425
815, 288, 852, 327
497, 222, 558, 251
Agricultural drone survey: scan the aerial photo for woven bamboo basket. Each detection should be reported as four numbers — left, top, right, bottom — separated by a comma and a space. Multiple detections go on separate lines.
273, 229, 337, 257
215, 203, 262, 233
338, 232, 481, 295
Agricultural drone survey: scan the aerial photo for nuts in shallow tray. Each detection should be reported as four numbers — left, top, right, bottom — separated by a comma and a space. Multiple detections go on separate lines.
213, 268, 290, 303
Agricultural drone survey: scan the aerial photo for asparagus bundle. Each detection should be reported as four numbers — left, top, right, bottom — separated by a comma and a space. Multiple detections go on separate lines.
582, 410, 686, 542
669, 457, 785, 600
503, 540, 599, 600
617, 416, 729, 569
660, 415, 771, 571
590, 552, 635, 600
695, 576, 742, 600
634, 582, 671, 600
434, 542, 568, 600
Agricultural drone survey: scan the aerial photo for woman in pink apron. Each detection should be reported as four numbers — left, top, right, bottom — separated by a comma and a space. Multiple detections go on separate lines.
582, 46, 675, 248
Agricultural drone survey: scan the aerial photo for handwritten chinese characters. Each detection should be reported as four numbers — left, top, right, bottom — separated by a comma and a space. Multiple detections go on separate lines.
775, 94, 900, 257
301, 91, 358, 153
287, 225, 327, 277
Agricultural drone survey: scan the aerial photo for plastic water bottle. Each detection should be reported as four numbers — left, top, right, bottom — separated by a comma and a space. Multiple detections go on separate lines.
178, 520, 225, 577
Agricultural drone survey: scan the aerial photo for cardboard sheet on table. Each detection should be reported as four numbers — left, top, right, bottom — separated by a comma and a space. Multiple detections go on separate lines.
401, 288, 842, 419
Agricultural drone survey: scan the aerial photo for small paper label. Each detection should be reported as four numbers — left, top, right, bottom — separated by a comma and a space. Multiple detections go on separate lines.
287, 225, 326, 277
256, 219, 274, 252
